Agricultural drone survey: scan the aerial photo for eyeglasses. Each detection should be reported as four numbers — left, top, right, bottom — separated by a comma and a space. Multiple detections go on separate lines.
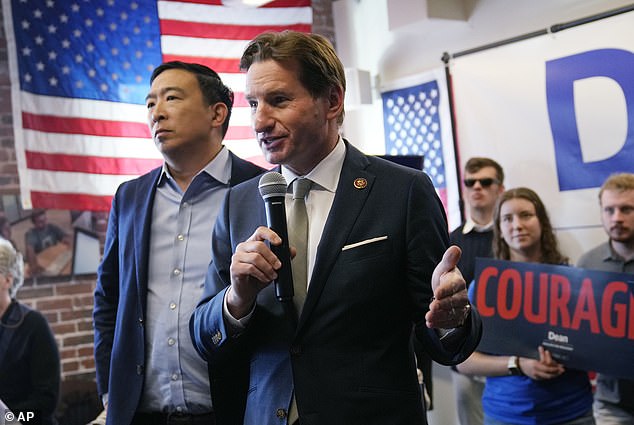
464, 178, 499, 188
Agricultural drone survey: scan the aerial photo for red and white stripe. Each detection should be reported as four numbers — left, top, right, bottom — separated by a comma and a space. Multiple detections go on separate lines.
11, 0, 311, 211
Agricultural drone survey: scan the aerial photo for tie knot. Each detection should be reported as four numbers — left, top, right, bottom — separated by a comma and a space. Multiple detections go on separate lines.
293, 178, 312, 200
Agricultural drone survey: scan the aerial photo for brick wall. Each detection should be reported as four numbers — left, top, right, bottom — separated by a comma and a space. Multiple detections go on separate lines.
0, 1, 333, 422
312, 0, 336, 45
18, 279, 100, 380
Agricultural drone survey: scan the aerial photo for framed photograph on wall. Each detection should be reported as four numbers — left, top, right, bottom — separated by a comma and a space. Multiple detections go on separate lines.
1, 195, 104, 282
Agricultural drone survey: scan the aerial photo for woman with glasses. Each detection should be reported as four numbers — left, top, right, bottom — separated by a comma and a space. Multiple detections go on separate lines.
0, 239, 60, 425
457, 188, 594, 425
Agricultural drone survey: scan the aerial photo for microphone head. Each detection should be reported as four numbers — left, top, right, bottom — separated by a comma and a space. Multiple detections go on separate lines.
258, 171, 287, 200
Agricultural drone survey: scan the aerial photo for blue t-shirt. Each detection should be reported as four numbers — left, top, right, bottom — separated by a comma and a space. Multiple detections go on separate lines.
467, 283, 593, 424
483, 371, 592, 424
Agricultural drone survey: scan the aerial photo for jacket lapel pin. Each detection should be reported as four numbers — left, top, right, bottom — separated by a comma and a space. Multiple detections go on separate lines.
353, 178, 367, 189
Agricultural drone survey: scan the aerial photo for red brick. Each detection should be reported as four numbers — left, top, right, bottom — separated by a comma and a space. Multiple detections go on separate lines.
51, 322, 77, 335
16, 285, 55, 299
37, 298, 74, 312
81, 358, 96, 369
63, 361, 79, 372
63, 333, 94, 347
56, 282, 95, 296
73, 294, 96, 308
60, 348, 78, 360
0, 162, 16, 174
43, 311, 59, 323
72, 277, 98, 286
61, 308, 93, 321
78, 346, 94, 357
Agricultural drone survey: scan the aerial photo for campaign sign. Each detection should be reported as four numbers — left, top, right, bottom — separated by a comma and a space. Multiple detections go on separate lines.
472, 258, 634, 379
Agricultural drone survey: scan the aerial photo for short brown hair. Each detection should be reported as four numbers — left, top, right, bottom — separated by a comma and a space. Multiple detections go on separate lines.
240, 31, 346, 125
464, 157, 504, 184
598, 173, 634, 204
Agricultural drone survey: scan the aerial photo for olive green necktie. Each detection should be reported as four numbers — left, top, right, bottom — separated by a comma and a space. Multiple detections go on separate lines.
288, 178, 312, 317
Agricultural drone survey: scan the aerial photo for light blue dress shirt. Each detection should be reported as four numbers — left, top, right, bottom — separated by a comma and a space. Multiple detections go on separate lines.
139, 147, 231, 414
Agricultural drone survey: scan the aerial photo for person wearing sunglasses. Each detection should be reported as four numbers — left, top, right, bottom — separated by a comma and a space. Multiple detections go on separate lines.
450, 157, 504, 425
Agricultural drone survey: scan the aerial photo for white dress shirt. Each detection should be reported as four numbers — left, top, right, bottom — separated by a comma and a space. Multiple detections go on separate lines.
281, 138, 346, 287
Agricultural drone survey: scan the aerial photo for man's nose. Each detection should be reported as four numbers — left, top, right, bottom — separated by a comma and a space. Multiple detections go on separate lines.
252, 104, 274, 134
149, 103, 165, 123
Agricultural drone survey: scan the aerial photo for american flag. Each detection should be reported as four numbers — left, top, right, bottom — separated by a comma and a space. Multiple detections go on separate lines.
3, 0, 311, 211
381, 70, 461, 229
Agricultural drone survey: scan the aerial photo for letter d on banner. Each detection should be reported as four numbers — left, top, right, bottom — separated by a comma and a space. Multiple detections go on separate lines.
546, 49, 634, 191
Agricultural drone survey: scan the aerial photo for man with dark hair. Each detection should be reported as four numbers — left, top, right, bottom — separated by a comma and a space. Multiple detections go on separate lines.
24, 209, 70, 277
93, 61, 264, 425
449, 157, 504, 425
577, 172, 634, 424
191, 31, 481, 425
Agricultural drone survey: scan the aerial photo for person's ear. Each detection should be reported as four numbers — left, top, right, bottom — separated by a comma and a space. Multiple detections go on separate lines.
325, 85, 344, 120
209, 102, 229, 129
1, 274, 12, 290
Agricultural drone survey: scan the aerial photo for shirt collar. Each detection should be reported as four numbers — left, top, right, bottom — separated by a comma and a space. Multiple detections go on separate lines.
462, 217, 494, 234
603, 241, 634, 263
157, 146, 230, 187
281, 137, 345, 193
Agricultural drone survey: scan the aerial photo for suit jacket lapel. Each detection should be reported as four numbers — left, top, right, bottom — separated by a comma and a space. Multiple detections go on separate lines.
298, 143, 374, 330
133, 168, 161, 317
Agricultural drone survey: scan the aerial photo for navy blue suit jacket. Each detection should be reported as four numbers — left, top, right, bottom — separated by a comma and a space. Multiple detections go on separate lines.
192, 142, 482, 425
93, 151, 263, 425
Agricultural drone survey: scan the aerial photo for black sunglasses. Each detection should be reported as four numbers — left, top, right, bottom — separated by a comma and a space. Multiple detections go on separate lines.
464, 178, 499, 188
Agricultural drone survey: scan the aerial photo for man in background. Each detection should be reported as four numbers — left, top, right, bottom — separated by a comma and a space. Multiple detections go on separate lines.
577, 172, 634, 424
24, 209, 71, 277
92, 61, 263, 425
450, 157, 504, 425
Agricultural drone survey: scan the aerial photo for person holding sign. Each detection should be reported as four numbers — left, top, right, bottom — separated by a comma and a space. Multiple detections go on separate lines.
457, 187, 594, 425
577, 173, 634, 424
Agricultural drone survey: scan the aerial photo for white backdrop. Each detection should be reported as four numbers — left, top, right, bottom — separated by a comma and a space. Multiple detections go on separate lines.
449, 11, 634, 263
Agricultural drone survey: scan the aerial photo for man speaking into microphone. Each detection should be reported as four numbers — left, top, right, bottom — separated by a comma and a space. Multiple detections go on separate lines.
191, 31, 481, 425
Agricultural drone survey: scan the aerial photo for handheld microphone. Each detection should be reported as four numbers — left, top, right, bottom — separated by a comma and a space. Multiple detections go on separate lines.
258, 172, 294, 302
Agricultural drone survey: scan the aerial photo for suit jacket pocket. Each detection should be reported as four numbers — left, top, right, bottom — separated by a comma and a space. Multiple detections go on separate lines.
339, 236, 390, 263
